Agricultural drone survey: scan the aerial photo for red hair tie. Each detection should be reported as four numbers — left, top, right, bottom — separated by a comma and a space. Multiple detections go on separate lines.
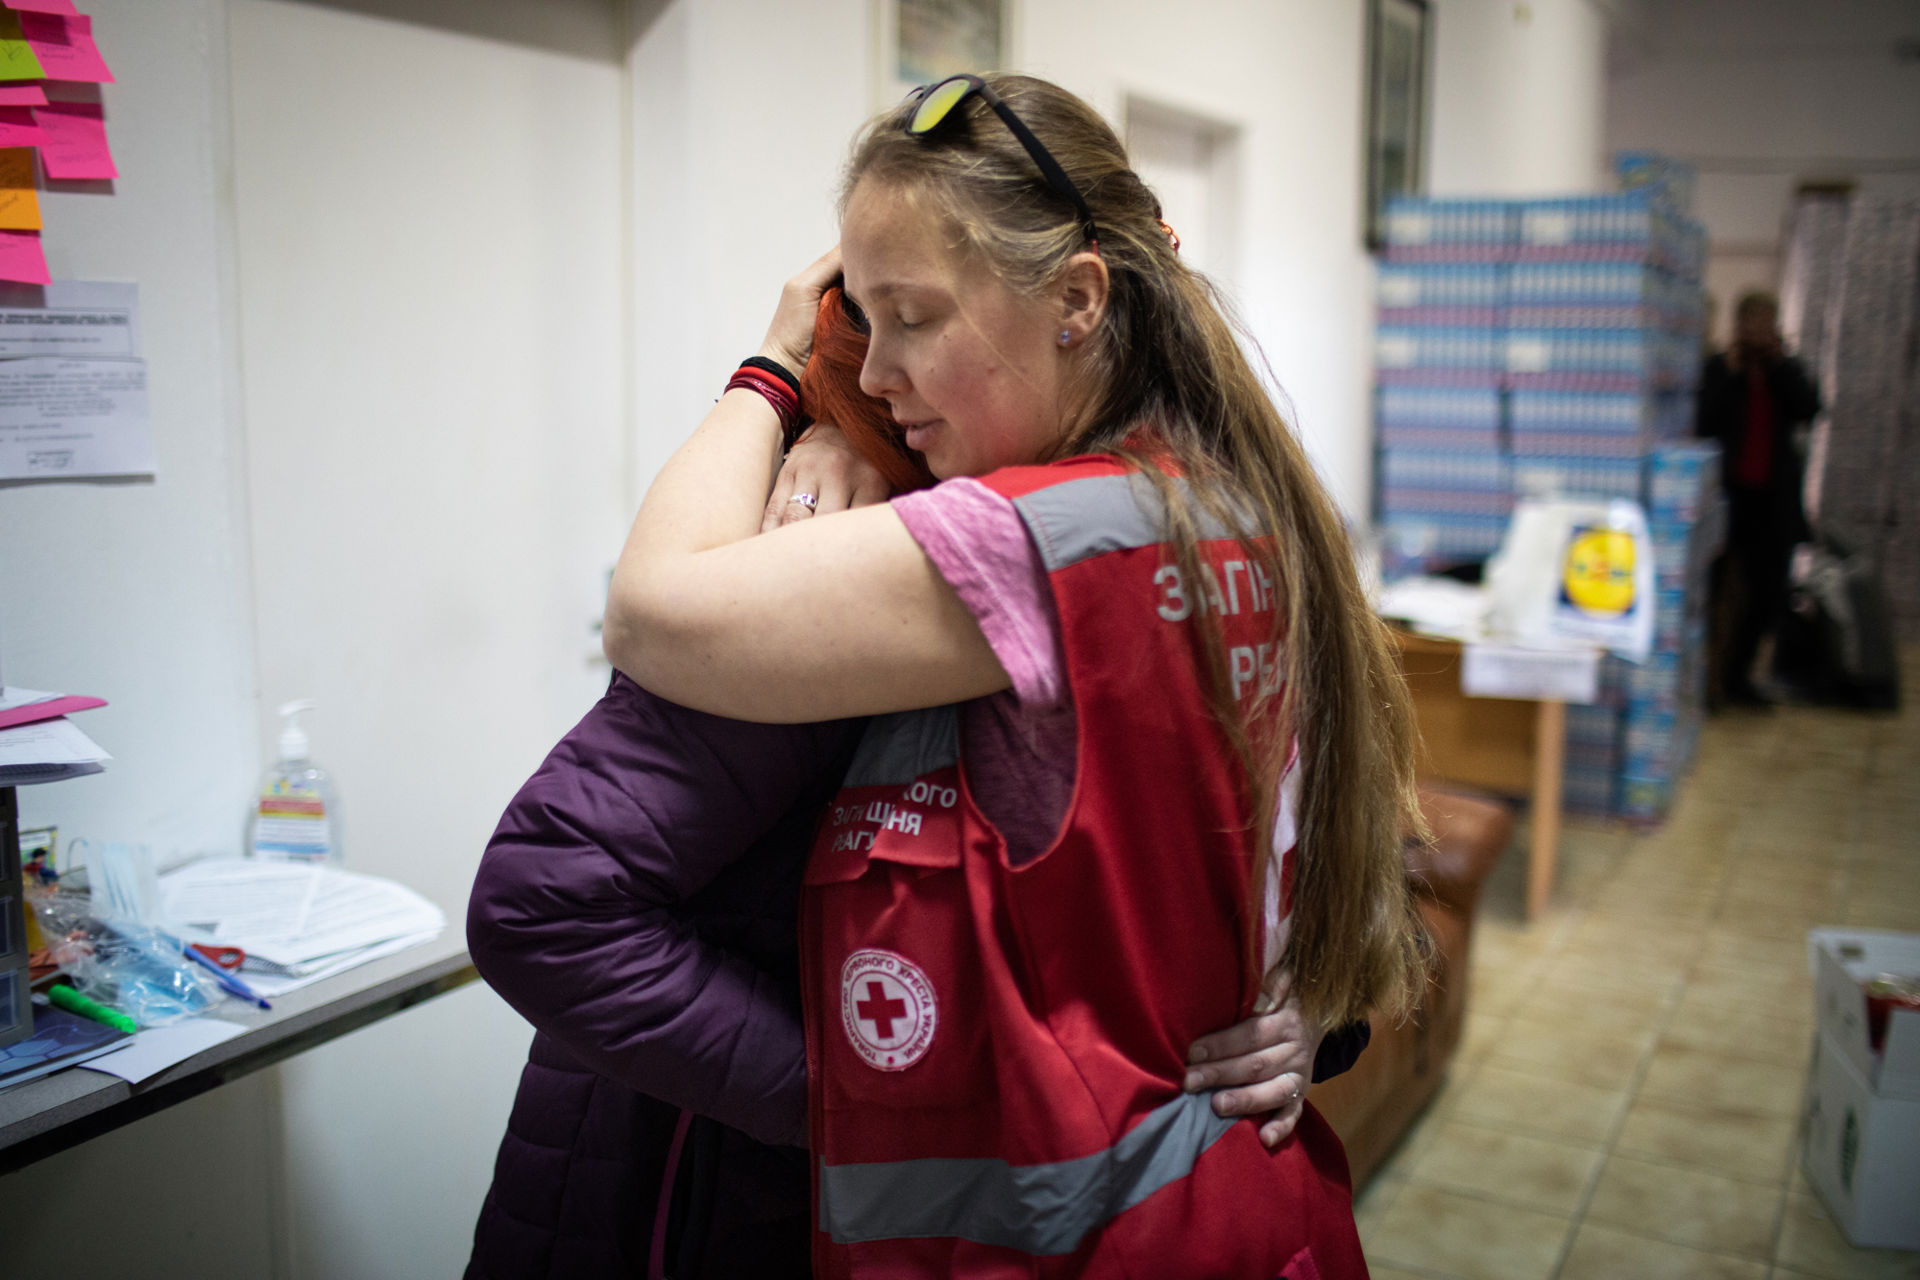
1158, 219, 1181, 254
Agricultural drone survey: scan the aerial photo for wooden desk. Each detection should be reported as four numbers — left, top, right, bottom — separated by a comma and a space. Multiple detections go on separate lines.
1393, 629, 1566, 919
0, 935, 476, 1175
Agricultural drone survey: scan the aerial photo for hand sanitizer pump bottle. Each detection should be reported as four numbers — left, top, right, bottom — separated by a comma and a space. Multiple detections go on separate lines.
247, 699, 343, 865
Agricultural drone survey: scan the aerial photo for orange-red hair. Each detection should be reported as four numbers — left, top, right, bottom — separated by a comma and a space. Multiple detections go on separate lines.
798, 285, 936, 495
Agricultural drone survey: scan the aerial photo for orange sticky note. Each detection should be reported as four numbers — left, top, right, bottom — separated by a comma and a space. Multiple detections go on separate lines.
0, 12, 47, 82
0, 228, 49, 283
0, 147, 40, 230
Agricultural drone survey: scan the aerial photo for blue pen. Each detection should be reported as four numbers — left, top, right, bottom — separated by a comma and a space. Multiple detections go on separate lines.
180, 941, 272, 1010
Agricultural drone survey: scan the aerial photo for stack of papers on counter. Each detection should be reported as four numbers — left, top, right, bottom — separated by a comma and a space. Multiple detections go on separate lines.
0, 687, 111, 785
156, 858, 445, 995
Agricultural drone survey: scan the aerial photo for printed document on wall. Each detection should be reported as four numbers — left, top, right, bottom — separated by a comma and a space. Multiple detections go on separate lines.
0, 355, 150, 478
0, 280, 151, 480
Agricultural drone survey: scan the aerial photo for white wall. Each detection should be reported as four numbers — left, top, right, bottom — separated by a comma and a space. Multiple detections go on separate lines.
628, 0, 1381, 514
228, 2, 627, 1274
1607, 0, 1920, 340
0, 7, 281, 1270
1430, 0, 1610, 197
1, 1, 628, 1276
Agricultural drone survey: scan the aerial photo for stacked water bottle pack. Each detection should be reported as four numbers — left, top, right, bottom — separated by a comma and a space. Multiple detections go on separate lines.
1562, 660, 1629, 817
1618, 443, 1724, 820
1373, 161, 1714, 820
1373, 201, 1513, 562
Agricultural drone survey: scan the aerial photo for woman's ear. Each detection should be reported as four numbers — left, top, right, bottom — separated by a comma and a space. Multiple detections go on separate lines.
1056, 249, 1110, 347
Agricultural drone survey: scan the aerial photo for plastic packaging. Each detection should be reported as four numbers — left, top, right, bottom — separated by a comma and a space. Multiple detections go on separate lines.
247, 699, 343, 865
30, 890, 221, 1027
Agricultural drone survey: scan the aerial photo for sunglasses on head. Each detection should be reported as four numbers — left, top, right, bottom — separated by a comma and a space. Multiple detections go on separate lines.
904, 74, 1100, 251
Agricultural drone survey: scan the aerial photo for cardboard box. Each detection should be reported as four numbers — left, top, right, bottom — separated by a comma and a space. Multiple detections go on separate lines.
1802, 929, 1920, 1249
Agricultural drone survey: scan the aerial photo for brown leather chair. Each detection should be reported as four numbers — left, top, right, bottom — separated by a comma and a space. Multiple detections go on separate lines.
1312, 786, 1513, 1187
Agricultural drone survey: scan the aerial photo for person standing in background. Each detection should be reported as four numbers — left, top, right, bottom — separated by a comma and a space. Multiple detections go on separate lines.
1696, 290, 1822, 707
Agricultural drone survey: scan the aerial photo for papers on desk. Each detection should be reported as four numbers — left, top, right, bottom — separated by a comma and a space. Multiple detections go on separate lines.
0, 685, 107, 729
1461, 642, 1601, 704
0, 712, 110, 784
1378, 575, 1491, 642
76, 1018, 247, 1085
157, 858, 445, 992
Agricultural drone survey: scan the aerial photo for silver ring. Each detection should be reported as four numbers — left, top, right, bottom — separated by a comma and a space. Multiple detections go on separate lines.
788, 493, 818, 509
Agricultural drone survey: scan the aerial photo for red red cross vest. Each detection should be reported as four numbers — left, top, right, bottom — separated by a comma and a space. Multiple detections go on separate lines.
800, 455, 1367, 1278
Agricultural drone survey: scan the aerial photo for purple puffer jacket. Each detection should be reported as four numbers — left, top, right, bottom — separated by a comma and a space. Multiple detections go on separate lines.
465, 672, 859, 1279
463, 673, 1372, 1278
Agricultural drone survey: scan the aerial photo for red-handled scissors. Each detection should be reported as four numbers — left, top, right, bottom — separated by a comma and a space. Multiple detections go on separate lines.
189, 943, 246, 971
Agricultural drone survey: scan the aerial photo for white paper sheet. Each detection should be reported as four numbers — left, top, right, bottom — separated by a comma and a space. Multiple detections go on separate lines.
0, 355, 154, 480
0, 686, 60, 712
239, 930, 444, 996
75, 1018, 248, 1085
159, 858, 446, 970
0, 282, 141, 359
1461, 642, 1602, 703
0, 716, 111, 768
1377, 576, 1491, 642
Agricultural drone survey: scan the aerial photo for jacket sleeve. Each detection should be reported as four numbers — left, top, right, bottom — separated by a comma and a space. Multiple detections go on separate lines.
1780, 355, 1822, 426
468, 672, 858, 1148
1311, 1020, 1371, 1083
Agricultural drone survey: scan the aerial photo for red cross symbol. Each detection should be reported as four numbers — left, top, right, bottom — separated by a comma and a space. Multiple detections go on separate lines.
855, 980, 908, 1041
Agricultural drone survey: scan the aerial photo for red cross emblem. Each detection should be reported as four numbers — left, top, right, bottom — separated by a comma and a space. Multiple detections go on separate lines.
840, 949, 937, 1071
856, 981, 908, 1040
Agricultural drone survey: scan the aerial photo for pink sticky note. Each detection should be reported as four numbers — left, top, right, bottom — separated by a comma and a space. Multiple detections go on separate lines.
0, 695, 108, 731
0, 85, 48, 106
3, 2, 81, 16
0, 104, 39, 148
0, 228, 48, 283
33, 100, 110, 178
19, 12, 110, 83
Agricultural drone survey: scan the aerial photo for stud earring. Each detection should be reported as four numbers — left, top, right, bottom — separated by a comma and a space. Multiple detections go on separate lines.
1058, 330, 1072, 347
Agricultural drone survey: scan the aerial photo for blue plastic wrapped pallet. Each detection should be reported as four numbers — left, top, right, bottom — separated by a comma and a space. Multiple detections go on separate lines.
1615, 150, 1697, 215
1381, 196, 1514, 263
1647, 442, 1721, 523
1375, 326, 1504, 385
1505, 260, 1661, 330
1380, 512, 1508, 562
1510, 456, 1645, 503
1504, 328, 1657, 392
1508, 390, 1651, 459
1514, 194, 1659, 261
1376, 262, 1505, 327
1376, 385, 1502, 451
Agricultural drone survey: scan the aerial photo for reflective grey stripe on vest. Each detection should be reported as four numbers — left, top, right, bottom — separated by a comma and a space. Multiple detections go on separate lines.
843, 704, 959, 787
1011, 473, 1237, 574
818, 1090, 1236, 1254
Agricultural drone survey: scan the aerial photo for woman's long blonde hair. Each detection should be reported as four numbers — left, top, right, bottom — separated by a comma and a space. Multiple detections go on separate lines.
842, 74, 1426, 1026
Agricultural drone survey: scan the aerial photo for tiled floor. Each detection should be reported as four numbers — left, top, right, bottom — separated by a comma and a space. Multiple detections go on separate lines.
1354, 646, 1920, 1280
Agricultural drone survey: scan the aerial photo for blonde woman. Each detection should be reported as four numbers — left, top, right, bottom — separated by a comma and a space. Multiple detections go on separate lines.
605, 74, 1422, 1277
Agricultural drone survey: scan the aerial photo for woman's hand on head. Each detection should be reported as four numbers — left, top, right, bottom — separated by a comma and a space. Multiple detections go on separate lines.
758, 244, 843, 374
762, 423, 893, 531
1182, 970, 1325, 1149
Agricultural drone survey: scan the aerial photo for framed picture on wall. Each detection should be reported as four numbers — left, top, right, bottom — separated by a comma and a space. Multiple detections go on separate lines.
1365, 0, 1429, 251
874, 0, 1012, 111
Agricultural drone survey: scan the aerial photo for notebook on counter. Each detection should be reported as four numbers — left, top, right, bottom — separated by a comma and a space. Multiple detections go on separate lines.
0, 1003, 132, 1090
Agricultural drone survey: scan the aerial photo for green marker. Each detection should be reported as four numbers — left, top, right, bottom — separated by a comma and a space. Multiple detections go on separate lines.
48, 984, 138, 1034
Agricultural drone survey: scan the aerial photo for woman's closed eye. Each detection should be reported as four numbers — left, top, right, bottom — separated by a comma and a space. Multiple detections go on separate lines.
840, 293, 871, 335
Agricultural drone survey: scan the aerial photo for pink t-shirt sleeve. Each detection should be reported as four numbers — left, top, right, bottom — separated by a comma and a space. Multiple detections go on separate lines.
890, 477, 1066, 710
